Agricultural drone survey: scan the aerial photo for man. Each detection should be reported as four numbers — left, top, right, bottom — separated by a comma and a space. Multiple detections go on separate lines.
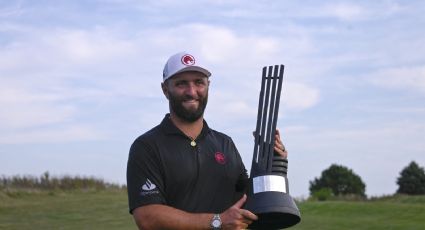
127, 51, 288, 230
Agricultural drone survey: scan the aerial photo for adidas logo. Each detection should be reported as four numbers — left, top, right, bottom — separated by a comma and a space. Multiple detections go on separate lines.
142, 179, 157, 191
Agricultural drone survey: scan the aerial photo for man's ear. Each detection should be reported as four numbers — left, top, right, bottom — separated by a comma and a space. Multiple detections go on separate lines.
161, 82, 170, 99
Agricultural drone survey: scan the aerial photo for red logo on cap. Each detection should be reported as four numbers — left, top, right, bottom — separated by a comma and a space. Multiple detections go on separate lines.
215, 152, 226, 165
181, 54, 195, 66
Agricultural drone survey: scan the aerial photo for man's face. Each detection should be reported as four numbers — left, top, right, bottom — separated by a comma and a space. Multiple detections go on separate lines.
163, 71, 209, 122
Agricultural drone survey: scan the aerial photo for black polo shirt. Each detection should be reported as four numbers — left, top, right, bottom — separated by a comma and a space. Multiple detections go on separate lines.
127, 114, 248, 214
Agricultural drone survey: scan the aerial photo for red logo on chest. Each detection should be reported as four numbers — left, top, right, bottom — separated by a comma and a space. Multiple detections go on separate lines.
215, 152, 226, 165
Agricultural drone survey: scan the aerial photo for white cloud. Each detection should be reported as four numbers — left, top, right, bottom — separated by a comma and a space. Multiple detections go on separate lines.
139, 24, 283, 68
279, 1, 407, 24
323, 3, 366, 21
283, 82, 320, 110
194, 25, 280, 65
0, 26, 139, 76
208, 90, 255, 121
0, 125, 105, 144
45, 28, 137, 64
0, 1, 23, 18
0, 25, 148, 140
367, 66, 425, 93
0, 86, 75, 129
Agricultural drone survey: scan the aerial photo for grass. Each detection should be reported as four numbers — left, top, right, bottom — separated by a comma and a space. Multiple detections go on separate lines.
0, 190, 134, 230
292, 195, 425, 230
1, 189, 424, 230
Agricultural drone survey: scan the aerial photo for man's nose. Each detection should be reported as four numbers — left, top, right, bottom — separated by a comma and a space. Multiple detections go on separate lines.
185, 83, 197, 96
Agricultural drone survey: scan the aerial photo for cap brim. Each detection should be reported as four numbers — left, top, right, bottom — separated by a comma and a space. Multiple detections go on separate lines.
165, 66, 211, 81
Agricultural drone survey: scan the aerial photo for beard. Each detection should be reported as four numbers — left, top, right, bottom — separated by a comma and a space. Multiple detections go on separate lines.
169, 92, 208, 122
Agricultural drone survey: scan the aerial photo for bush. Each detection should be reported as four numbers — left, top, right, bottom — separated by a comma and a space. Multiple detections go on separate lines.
311, 188, 333, 201
397, 161, 425, 195
309, 164, 366, 198
0, 172, 123, 192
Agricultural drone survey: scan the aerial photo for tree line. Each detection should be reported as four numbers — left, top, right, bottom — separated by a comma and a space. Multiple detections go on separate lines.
309, 161, 425, 201
0, 171, 125, 192
2, 162, 424, 199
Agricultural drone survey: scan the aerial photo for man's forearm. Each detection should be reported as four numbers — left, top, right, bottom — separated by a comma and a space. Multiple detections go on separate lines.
133, 204, 213, 230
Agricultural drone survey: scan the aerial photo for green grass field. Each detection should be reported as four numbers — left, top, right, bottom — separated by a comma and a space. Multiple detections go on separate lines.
1, 190, 424, 230
0, 190, 134, 230
293, 196, 425, 230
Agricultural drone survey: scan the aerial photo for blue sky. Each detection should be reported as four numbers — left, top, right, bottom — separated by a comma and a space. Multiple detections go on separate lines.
1, 0, 424, 198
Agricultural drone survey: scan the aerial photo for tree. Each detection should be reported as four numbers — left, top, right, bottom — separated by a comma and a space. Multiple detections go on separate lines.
396, 161, 425, 195
309, 164, 366, 197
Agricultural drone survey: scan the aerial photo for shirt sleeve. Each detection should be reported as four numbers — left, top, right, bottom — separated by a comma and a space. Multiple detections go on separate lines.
126, 138, 166, 214
230, 139, 249, 193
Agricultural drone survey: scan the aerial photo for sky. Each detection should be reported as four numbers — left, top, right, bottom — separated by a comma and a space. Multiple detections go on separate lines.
1, 0, 424, 198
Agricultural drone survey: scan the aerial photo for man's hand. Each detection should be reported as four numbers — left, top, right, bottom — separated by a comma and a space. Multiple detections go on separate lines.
273, 129, 287, 158
253, 129, 288, 158
220, 194, 258, 230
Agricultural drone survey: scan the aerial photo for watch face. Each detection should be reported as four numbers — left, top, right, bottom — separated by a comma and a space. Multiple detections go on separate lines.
212, 219, 221, 227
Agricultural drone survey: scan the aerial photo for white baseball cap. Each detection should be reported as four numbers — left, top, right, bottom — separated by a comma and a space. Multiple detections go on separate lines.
162, 51, 211, 82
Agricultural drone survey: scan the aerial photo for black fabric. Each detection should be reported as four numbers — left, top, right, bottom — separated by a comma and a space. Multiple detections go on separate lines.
127, 114, 248, 214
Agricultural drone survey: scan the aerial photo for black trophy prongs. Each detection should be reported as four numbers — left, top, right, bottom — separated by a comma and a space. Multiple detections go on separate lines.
267, 65, 284, 173
246, 64, 301, 229
252, 67, 267, 175
251, 65, 284, 176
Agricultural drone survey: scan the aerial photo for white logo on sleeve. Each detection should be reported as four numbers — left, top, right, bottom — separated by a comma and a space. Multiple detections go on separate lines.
140, 178, 160, 196
142, 179, 156, 191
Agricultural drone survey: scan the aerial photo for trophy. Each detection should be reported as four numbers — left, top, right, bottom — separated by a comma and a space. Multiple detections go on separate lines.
244, 65, 301, 229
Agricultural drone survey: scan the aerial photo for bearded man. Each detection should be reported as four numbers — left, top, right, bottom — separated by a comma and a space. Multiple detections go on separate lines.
127, 51, 287, 230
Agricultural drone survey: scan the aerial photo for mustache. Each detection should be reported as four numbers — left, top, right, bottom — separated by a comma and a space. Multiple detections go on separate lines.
182, 95, 200, 101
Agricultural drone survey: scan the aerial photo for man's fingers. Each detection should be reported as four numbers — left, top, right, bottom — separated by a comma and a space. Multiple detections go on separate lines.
233, 194, 247, 208
274, 139, 284, 151
240, 209, 258, 221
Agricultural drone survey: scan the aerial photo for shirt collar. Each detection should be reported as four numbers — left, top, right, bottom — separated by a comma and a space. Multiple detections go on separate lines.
160, 113, 211, 139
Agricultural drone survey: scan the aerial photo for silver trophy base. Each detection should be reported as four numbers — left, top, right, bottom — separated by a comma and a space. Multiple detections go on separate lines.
244, 176, 301, 229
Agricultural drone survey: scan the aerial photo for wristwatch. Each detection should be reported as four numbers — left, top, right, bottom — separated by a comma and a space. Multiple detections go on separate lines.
210, 214, 222, 229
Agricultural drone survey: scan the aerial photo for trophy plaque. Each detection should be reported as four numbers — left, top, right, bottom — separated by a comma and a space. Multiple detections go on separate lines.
244, 65, 301, 229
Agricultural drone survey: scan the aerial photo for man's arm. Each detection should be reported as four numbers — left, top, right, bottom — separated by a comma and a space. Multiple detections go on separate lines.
132, 194, 257, 230
133, 204, 211, 230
